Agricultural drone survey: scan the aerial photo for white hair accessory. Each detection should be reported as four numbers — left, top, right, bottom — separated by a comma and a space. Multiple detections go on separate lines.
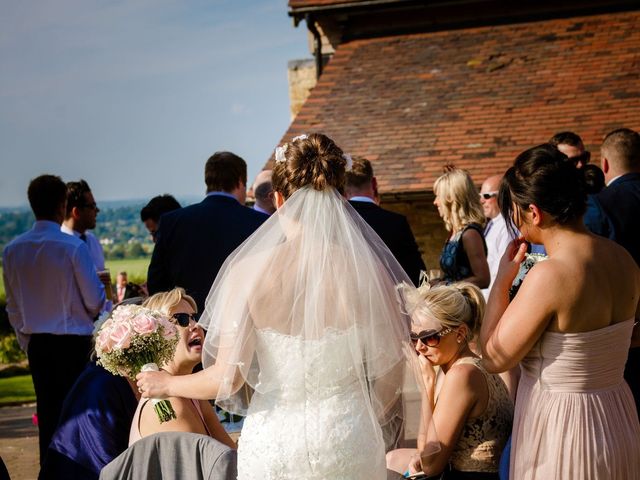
292, 134, 308, 142
343, 153, 353, 171
274, 144, 288, 163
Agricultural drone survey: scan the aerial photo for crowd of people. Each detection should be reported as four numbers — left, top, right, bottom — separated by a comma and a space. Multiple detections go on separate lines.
1, 127, 639, 479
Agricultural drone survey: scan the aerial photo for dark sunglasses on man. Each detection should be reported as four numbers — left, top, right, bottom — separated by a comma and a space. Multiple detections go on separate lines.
480, 191, 498, 200
171, 312, 199, 327
569, 150, 590, 166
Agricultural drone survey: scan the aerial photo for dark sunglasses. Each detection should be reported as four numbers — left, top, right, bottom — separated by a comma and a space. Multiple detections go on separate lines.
569, 151, 590, 166
480, 192, 498, 200
171, 312, 199, 327
410, 327, 454, 347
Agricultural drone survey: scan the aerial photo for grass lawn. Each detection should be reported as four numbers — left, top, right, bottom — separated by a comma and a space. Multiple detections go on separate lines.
0, 257, 150, 304
105, 257, 150, 284
0, 375, 36, 406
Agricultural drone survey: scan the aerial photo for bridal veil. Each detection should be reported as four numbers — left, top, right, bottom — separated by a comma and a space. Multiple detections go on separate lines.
200, 181, 439, 455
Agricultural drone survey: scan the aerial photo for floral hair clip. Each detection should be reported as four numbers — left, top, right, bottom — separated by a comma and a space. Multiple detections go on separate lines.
274, 144, 288, 163
343, 153, 353, 171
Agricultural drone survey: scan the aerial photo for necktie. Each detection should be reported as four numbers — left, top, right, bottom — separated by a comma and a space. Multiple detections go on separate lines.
483, 219, 493, 237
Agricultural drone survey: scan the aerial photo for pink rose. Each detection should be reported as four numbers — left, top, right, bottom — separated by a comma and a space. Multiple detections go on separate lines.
132, 313, 157, 335
110, 322, 132, 350
96, 327, 114, 354
158, 318, 177, 340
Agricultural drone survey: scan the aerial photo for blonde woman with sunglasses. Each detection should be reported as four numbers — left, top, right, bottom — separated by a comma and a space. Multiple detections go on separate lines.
128, 288, 235, 449
387, 283, 513, 479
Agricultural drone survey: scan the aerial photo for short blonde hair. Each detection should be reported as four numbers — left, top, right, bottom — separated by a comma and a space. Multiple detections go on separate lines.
413, 283, 485, 341
142, 287, 197, 316
434, 168, 485, 232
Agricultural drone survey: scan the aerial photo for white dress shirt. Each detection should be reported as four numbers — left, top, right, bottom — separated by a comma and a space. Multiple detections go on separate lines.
60, 225, 105, 270
481, 214, 514, 300
3, 220, 106, 349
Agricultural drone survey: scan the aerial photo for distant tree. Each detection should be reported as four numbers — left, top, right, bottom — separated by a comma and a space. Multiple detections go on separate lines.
108, 244, 126, 260
127, 242, 145, 258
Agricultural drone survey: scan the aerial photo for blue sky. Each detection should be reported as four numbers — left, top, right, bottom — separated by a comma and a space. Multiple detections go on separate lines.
0, 0, 309, 207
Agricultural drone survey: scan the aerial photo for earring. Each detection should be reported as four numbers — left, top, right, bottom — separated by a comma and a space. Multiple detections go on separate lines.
457, 338, 462, 344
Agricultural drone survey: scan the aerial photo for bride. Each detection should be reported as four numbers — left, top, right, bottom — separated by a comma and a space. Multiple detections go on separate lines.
136, 133, 439, 479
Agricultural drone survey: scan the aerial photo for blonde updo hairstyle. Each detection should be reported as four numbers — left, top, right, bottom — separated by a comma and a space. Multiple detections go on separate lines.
412, 282, 485, 342
143, 287, 197, 317
433, 167, 485, 233
272, 133, 347, 199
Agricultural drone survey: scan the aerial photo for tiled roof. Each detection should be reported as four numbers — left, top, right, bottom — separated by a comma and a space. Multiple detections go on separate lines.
289, 0, 377, 9
273, 11, 640, 193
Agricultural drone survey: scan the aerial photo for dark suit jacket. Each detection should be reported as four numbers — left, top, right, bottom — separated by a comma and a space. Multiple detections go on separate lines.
349, 200, 426, 285
147, 195, 266, 311
583, 172, 640, 415
584, 172, 640, 266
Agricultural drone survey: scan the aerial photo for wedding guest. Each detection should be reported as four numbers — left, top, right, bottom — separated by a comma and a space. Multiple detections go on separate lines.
62, 179, 111, 311
252, 170, 276, 216
130, 288, 235, 449
549, 131, 590, 168
2, 175, 105, 467
479, 175, 514, 300
147, 151, 266, 312
114, 271, 139, 303
39, 362, 138, 480
387, 282, 513, 479
434, 167, 490, 288
345, 157, 425, 285
140, 194, 181, 243
480, 144, 640, 479
583, 127, 640, 415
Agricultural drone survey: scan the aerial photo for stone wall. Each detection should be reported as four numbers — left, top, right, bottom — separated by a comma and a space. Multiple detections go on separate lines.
287, 59, 317, 120
380, 191, 449, 275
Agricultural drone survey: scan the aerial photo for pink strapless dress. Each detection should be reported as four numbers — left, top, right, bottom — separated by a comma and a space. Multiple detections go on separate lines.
511, 319, 640, 479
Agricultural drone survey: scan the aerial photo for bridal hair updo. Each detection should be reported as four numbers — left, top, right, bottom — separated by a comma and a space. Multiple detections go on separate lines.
412, 283, 485, 342
499, 143, 587, 235
272, 133, 347, 199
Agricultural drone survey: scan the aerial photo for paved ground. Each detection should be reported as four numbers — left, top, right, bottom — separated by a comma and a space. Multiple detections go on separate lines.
0, 404, 38, 480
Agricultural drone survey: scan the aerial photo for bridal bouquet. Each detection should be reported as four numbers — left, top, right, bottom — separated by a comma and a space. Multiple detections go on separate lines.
95, 304, 179, 422
509, 253, 548, 301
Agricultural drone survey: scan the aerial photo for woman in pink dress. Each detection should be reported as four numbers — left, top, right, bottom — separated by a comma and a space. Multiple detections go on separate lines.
480, 144, 640, 479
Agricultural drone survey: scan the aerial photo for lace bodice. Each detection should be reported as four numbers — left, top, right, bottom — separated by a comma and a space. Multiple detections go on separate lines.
449, 357, 513, 473
236, 327, 386, 479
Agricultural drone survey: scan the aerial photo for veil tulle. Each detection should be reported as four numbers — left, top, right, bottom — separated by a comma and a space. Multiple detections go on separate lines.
200, 186, 439, 454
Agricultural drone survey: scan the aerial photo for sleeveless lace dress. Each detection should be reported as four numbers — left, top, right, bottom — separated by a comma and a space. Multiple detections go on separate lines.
237, 327, 386, 480
449, 357, 513, 474
511, 319, 640, 479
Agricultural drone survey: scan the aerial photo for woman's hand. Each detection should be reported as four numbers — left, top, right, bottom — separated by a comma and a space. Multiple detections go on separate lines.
407, 453, 422, 475
495, 236, 528, 287
136, 369, 173, 399
417, 352, 437, 387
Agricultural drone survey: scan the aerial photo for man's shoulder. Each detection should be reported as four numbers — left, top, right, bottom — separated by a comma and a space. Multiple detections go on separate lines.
350, 200, 407, 222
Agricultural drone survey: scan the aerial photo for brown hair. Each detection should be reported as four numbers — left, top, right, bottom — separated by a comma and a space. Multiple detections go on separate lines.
272, 133, 347, 199
204, 151, 247, 193
344, 157, 374, 189
601, 127, 640, 170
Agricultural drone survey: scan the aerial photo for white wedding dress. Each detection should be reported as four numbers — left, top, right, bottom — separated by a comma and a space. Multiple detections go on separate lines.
237, 327, 386, 479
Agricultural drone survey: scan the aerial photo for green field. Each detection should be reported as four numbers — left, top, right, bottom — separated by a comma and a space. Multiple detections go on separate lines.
0, 374, 36, 406
0, 257, 150, 302
105, 257, 150, 284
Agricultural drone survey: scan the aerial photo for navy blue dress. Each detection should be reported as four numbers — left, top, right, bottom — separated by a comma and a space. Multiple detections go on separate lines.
39, 362, 138, 480
439, 223, 486, 284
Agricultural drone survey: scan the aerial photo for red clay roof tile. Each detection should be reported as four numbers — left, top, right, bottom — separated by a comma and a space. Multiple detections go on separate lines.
271, 11, 640, 192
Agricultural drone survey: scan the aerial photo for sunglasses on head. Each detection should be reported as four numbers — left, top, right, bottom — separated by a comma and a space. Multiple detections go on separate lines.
410, 327, 454, 347
569, 151, 591, 166
480, 192, 498, 200
171, 312, 199, 327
